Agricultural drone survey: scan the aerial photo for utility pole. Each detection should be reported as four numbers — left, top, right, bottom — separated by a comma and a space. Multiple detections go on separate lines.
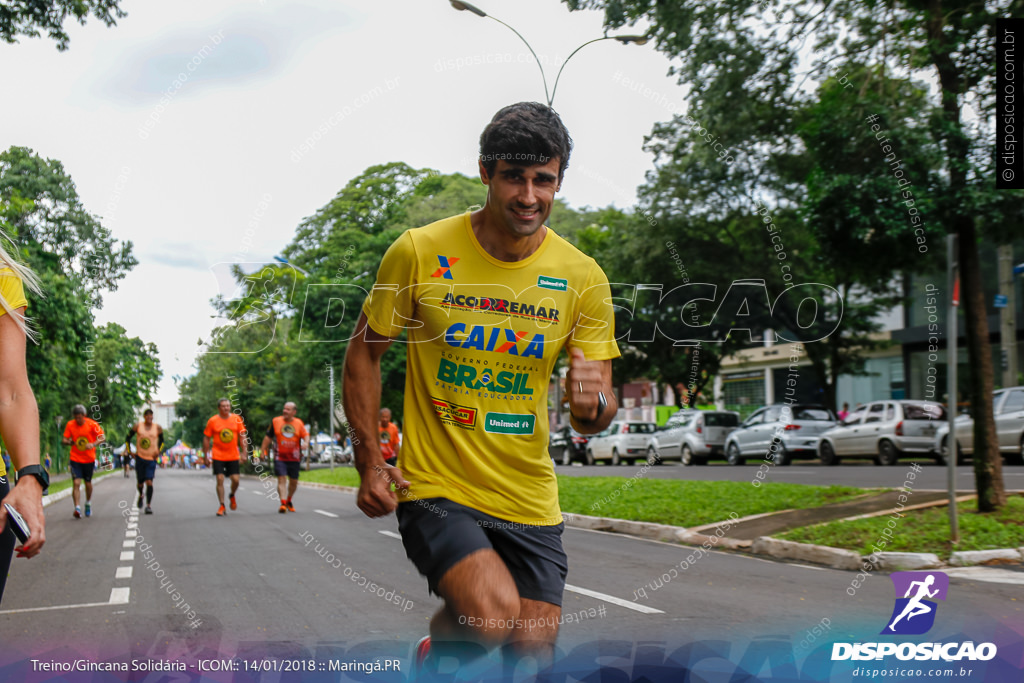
998, 245, 1018, 387
947, 234, 960, 544
329, 363, 335, 472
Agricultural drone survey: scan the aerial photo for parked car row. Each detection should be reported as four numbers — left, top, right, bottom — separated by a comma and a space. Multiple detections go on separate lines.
316, 443, 353, 464
935, 386, 1024, 466
548, 388, 1024, 467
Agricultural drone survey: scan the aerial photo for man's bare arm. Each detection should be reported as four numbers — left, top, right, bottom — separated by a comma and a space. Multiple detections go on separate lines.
342, 312, 408, 517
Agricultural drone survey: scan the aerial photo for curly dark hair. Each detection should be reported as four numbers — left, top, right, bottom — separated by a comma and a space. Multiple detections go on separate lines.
479, 102, 573, 181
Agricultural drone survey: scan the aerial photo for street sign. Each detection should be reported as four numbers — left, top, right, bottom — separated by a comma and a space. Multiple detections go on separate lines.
994, 294, 1008, 309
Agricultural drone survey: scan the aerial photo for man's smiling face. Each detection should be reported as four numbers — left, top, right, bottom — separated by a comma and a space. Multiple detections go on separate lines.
480, 157, 561, 239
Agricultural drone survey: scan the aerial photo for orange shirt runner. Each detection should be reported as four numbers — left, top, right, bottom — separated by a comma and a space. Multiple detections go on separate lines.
379, 422, 399, 460
204, 414, 246, 461
270, 416, 308, 463
64, 418, 104, 464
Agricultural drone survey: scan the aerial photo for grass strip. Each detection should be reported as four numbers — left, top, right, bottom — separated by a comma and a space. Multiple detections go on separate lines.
558, 476, 867, 528
299, 468, 868, 528
777, 494, 1024, 558
301, 467, 361, 488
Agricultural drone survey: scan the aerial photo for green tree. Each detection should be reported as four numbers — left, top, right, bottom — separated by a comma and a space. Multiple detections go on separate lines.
568, 0, 1021, 509
0, 146, 153, 471
0, 146, 137, 306
0, 0, 126, 50
89, 322, 161, 445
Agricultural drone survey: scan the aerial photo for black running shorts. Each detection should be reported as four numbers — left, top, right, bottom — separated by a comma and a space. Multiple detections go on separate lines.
397, 497, 567, 606
212, 460, 240, 477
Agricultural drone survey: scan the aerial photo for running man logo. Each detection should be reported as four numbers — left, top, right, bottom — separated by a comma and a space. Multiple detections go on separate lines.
431, 256, 460, 280
75, 437, 89, 450
219, 429, 234, 443
140, 438, 152, 449
430, 397, 477, 429
882, 571, 949, 635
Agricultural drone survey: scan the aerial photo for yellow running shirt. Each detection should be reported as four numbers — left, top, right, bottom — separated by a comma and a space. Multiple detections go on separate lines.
362, 213, 620, 525
0, 269, 28, 479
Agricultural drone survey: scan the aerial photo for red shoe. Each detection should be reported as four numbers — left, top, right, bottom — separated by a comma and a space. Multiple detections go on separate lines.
216, 504, 226, 516
285, 499, 295, 513
229, 494, 237, 511
414, 635, 431, 672
278, 504, 287, 514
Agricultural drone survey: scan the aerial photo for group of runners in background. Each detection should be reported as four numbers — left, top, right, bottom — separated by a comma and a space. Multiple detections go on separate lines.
58, 399, 402, 518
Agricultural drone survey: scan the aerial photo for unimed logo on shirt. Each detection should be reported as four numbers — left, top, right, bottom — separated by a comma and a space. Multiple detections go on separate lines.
538, 275, 568, 291
483, 412, 535, 435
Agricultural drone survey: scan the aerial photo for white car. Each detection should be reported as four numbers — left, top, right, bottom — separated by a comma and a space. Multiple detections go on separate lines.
654, 410, 741, 465
935, 386, 1024, 465
818, 400, 946, 466
585, 421, 658, 466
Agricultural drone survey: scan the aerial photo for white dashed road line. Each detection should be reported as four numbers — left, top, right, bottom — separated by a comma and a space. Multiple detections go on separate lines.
315, 509, 340, 518
563, 584, 664, 614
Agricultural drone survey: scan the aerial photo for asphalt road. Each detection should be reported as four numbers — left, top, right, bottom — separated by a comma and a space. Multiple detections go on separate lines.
0, 470, 1020, 680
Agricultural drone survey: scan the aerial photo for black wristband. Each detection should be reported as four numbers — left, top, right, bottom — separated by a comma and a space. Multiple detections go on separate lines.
16, 464, 49, 495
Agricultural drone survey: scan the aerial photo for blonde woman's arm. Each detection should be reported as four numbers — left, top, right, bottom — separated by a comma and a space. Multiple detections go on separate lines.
0, 306, 45, 558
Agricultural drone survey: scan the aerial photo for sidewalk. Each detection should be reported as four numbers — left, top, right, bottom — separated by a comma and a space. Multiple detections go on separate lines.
688, 489, 961, 541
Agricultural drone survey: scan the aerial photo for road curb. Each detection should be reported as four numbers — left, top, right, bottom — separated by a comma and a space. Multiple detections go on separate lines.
562, 512, 682, 542
863, 552, 943, 571
751, 536, 863, 570
677, 530, 751, 551
949, 548, 1022, 566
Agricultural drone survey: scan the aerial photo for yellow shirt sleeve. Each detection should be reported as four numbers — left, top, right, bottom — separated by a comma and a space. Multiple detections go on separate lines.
567, 260, 621, 361
361, 231, 418, 339
0, 269, 28, 318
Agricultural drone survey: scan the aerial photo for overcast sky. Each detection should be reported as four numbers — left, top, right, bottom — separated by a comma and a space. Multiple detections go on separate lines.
1, 0, 694, 402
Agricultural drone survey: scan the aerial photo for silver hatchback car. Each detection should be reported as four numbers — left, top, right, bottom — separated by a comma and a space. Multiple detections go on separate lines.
654, 410, 741, 465
724, 404, 836, 466
818, 400, 946, 466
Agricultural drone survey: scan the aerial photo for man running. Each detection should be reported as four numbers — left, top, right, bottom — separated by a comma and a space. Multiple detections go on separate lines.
125, 409, 163, 514
202, 398, 247, 517
260, 401, 308, 513
62, 404, 105, 519
378, 408, 400, 467
343, 102, 619, 671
